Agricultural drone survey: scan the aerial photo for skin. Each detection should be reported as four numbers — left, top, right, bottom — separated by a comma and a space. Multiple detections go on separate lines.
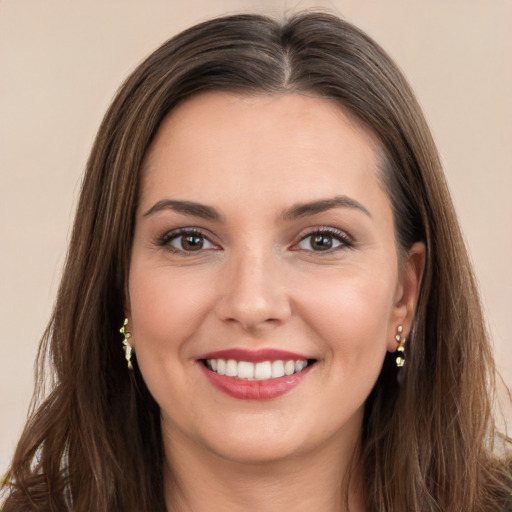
127, 92, 425, 512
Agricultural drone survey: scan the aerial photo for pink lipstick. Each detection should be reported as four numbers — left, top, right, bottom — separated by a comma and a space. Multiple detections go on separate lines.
198, 348, 315, 400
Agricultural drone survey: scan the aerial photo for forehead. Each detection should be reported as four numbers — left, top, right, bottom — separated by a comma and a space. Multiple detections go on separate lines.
139, 92, 385, 214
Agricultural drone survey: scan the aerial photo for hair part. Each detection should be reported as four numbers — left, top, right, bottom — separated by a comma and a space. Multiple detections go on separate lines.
3, 11, 510, 512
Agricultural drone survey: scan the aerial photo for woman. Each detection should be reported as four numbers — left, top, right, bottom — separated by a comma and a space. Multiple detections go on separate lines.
2, 11, 511, 512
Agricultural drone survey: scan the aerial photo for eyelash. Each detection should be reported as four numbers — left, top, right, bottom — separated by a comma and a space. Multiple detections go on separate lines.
156, 228, 218, 255
156, 227, 353, 255
294, 228, 354, 253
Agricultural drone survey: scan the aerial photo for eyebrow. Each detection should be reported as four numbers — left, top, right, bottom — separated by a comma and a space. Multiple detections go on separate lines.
143, 195, 371, 221
281, 195, 372, 220
143, 199, 222, 220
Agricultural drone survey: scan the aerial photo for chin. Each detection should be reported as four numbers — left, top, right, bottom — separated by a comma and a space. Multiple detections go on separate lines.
207, 435, 311, 466
189, 405, 363, 468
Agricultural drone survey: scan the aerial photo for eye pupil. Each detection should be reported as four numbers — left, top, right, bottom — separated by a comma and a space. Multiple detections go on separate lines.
182, 234, 204, 251
311, 234, 333, 251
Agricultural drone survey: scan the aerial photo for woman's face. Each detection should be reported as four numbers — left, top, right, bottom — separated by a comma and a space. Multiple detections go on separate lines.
127, 92, 423, 465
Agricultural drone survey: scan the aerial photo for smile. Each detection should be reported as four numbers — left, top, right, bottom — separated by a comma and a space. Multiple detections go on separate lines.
203, 358, 312, 381
198, 349, 317, 400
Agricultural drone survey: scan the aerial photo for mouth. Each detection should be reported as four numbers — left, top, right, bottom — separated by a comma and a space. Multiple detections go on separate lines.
197, 349, 317, 400
201, 358, 316, 381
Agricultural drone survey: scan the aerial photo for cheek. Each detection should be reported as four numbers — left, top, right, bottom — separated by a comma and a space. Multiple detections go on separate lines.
127, 264, 216, 414
128, 264, 214, 356
297, 267, 397, 362
300, 270, 397, 416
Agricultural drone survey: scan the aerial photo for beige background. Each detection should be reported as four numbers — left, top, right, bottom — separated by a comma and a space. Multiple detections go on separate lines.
1, 0, 511, 472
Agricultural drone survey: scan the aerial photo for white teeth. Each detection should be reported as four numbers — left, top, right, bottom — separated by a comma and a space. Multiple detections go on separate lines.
284, 360, 295, 376
271, 360, 285, 378
205, 358, 311, 381
237, 361, 254, 380
216, 359, 226, 375
225, 359, 237, 377
254, 361, 272, 380
295, 360, 307, 372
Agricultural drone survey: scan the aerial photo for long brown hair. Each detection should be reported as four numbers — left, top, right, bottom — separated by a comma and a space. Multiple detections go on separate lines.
2, 12, 510, 511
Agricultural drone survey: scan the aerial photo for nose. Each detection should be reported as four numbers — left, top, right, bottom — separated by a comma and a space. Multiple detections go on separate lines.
215, 248, 292, 332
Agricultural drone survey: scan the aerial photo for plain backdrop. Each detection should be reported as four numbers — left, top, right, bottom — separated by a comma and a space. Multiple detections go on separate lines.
1, 0, 511, 472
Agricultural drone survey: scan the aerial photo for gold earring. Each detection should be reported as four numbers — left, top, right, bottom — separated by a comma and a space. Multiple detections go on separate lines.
120, 318, 133, 370
395, 325, 405, 368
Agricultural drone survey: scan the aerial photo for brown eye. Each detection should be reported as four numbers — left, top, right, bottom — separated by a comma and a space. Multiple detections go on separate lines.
165, 231, 215, 252
296, 229, 351, 252
181, 234, 205, 251
310, 234, 333, 251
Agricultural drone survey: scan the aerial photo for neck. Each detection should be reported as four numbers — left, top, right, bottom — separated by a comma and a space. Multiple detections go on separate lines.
163, 426, 365, 512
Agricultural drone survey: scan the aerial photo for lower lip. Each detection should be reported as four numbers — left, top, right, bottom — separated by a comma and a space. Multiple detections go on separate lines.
199, 363, 313, 400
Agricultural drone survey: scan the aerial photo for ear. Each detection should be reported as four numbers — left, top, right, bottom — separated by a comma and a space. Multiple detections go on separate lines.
387, 241, 426, 352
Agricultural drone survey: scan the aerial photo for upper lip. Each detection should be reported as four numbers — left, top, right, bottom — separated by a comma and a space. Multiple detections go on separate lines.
198, 348, 314, 363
